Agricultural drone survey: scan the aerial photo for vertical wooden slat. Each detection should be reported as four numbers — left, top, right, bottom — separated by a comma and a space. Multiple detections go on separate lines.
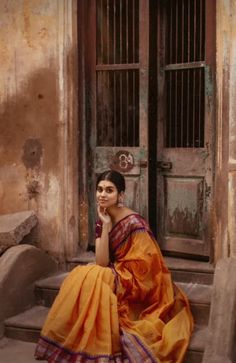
97, 71, 102, 145
101, 0, 104, 63
199, 68, 202, 146
113, 0, 116, 63
107, 0, 109, 63
107, 71, 110, 144
132, 70, 135, 145
193, 69, 196, 146
168, 72, 172, 147
119, 71, 122, 145
132, 0, 135, 63
120, 0, 122, 63
113, 71, 116, 145
135, 0, 139, 62
101, 71, 105, 143
126, 70, 129, 144
181, 70, 184, 147
187, 69, 190, 147
175, 2, 178, 64
175, 71, 177, 146
199, 0, 203, 60
188, 1, 190, 62
181, 0, 184, 63
126, 0, 129, 64
194, 0, 196, 61
96, 0, 101, 64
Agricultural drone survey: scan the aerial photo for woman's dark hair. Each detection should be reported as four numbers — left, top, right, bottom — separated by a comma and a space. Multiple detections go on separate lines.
96, 170, 125, 193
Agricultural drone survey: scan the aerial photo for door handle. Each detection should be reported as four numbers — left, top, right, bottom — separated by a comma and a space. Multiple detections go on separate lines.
157, 161, 172, 171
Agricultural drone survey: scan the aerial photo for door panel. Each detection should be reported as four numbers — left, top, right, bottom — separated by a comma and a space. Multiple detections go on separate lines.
84, 0, 149, 245
156, 0, 215, 258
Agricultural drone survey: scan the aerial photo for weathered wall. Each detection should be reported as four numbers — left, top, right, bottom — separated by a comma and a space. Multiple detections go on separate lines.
215, 0, 236, 261
227, 0, 236, 259
0, 0, 79, 262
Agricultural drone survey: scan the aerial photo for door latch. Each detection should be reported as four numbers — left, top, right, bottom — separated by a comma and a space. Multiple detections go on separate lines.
157, 161, 172, 171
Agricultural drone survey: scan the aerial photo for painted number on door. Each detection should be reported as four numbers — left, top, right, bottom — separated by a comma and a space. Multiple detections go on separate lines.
111, 151, 134, 172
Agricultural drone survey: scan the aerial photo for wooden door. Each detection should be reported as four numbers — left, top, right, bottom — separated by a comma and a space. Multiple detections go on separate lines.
156, 0, 215, 258
84, 0, 149, 245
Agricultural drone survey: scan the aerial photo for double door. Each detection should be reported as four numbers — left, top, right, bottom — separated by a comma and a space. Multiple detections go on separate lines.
79, 0, 215, 259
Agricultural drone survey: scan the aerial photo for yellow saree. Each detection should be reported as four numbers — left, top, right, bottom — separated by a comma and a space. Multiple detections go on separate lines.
35, 214, 193, 362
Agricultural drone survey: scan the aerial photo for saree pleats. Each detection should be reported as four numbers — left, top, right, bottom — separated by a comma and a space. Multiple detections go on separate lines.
35, 214, 193, 363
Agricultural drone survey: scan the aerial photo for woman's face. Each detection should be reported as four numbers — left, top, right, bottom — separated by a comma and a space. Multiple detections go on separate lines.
96, 180, 119, 209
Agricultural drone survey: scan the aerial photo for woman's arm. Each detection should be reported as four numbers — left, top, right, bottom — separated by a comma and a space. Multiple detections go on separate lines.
95, 206, 112, 266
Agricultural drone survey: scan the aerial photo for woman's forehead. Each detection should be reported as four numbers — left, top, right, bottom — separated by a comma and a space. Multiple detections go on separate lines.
97, 180, 116, 188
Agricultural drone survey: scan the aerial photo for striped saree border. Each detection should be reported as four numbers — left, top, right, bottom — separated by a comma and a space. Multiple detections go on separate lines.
121, 330, 158, 363
35, 335, 129, 363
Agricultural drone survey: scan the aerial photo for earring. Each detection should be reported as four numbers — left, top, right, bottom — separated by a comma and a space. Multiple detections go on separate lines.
117, 196, 124, 208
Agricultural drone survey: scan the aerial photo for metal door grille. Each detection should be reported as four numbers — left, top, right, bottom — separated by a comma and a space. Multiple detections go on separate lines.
166, 0, 205, 64
96, 0, 139, 64
164, 0, 206, 148
166, 68, 204, 148
96, 0, 140, 147
97, 70, 139, 146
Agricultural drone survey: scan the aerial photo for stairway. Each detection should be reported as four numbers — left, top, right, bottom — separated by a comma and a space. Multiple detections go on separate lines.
4, 255, 214, 362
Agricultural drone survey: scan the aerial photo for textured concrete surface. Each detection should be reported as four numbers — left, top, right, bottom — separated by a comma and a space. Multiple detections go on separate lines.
0, 245, 57, 337
0, 210, 37, 252
203, 257, 236, 363
0, 337, 41, 363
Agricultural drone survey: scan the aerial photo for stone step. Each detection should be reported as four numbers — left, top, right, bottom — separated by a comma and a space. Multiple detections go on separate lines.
4, 306, 207, 361
4, 306, 49, 343
0, 337, 38, 363
66, 251, 96, 271
67, 253, 215, 285
34, 272, 68, 307
177, 282, 212, 326
184, 325, 207, 363
34, 272, 212, 326
165, 257, 215, 285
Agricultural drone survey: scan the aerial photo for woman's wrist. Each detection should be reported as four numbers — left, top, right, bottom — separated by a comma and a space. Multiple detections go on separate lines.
102, 221, 112, 232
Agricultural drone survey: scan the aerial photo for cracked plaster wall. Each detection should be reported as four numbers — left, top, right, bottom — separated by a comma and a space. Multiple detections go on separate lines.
0, 0, 77, 261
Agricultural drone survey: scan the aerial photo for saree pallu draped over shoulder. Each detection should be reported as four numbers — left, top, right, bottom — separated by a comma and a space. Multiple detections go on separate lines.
35, 214, 193, 363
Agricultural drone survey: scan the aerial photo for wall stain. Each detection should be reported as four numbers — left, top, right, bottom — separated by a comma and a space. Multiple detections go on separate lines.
22, 138, 43, 169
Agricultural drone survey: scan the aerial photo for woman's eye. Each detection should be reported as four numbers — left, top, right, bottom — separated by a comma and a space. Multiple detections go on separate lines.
107, 188, 113, 193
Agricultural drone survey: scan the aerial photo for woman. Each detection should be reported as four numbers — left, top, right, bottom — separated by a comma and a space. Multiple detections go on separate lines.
35, 170, 193, 362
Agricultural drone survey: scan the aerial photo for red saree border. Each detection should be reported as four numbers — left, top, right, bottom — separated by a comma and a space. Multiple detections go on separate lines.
110, 213, 140, 234
35, 331, 158, 363
109, 214, 154, 255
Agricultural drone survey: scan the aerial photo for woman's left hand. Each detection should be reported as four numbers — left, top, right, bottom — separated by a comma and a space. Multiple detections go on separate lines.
97, 205, 112, 226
